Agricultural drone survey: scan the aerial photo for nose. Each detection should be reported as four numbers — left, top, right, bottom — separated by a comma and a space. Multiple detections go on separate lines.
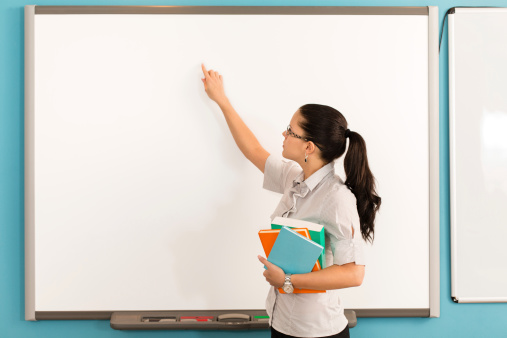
282, 130, 287, 138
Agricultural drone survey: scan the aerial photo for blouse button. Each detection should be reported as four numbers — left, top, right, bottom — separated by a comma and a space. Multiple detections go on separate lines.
349, 243, 354, 247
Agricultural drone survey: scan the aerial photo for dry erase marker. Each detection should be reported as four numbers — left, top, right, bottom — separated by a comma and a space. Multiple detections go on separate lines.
254, 315, 270, 322
180, 316, 214, 322
142, 316, 176, 322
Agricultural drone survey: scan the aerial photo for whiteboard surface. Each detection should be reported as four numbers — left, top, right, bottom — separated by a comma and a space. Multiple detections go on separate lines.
29, 11, 433, 313
449, 8, 507, 303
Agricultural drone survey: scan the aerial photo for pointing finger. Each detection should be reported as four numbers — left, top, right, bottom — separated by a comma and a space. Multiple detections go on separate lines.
201, 64, 210, 79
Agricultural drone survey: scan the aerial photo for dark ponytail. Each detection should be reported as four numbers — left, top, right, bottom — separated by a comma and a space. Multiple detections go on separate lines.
298, 104, 381, 243
343, 131, 381, 243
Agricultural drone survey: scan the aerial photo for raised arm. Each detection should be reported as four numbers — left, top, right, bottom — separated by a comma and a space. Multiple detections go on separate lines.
201, 64, 270, 173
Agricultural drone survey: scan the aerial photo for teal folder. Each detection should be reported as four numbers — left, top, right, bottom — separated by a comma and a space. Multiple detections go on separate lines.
267, 226, 324, 275
271, 217, 326, 269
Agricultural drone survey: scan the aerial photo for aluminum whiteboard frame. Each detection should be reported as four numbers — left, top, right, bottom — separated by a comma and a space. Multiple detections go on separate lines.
449, 7, 507, 304
25, 5, 440, 320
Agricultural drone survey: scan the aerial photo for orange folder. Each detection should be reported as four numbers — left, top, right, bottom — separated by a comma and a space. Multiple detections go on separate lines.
258, 228, 325, 294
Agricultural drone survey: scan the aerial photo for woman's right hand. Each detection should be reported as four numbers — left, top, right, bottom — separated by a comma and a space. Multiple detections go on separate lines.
200, 63, 270, 173
201, 64, 228, 106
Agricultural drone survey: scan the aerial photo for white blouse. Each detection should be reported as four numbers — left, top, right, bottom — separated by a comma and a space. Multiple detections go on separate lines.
263, 154, 366, 337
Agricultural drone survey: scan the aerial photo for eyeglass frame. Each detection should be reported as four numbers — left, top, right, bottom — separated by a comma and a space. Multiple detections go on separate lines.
286, 125, 309, 142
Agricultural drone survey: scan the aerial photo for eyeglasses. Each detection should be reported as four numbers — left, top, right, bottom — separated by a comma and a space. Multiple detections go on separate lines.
286, 125, 308, 142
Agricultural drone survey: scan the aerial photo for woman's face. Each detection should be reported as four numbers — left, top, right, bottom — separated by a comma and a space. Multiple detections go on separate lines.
282, 111, 308, 163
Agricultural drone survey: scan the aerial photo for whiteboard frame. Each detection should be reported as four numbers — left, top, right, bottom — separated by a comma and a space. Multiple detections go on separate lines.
25, 5, 440, 320
449, 7, 507, 304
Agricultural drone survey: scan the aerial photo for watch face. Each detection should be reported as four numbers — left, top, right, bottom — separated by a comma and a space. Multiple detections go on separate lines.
283, 283, 294, 294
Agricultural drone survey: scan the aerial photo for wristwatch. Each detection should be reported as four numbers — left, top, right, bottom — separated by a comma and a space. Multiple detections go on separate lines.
282, 273, 294, 294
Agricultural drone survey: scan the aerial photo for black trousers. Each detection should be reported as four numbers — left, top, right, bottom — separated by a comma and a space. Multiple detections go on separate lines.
271, 325, 350, 338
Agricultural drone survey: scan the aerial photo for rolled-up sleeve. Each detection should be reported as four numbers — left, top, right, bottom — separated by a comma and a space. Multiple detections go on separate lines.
321, 186, 366, 266
331, 236, 366, 266
262, 154, 302, 194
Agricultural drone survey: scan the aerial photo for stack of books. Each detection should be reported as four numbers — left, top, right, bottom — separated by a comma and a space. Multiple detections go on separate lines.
258, 217, 326, 294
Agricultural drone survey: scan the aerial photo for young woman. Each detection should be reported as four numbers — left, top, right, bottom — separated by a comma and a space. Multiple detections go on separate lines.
201, 64, 381, 338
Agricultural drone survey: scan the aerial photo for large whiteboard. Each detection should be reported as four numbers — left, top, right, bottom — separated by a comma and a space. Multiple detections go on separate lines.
449, 8, 507, 303
25, 6, 440, 320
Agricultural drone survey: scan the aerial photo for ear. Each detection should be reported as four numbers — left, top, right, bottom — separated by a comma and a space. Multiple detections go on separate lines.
306, 141, 317, 155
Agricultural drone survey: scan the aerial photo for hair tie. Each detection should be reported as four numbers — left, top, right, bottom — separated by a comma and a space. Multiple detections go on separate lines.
345, 129, 351, 138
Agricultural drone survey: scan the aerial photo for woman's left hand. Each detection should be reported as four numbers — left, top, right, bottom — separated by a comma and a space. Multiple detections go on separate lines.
258, 255, 285, 288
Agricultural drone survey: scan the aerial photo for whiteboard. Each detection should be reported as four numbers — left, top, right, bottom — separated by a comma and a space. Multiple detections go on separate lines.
25, 6, 440, 319
449, 7, 507, 303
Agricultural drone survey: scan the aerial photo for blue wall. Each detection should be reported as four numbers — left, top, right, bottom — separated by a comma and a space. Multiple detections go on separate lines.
2, 1, 507, 337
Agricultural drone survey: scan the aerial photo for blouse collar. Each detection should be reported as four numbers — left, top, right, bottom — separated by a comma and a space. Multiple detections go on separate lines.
293, 161, 335, 192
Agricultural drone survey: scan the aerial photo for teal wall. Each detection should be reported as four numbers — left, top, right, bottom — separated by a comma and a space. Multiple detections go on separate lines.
2, 1, 507, 337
